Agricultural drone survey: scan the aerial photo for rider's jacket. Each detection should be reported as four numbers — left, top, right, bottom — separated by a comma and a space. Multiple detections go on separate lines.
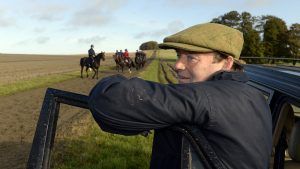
88, 48, 95, 57
124, 51, 129, 59
88, 71, 272, 169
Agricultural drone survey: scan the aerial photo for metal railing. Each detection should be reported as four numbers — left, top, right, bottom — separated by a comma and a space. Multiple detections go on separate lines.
26, 88, 88, 169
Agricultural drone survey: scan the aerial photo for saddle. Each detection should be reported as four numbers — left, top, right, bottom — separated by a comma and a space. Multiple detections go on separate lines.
87, 57, 94, 66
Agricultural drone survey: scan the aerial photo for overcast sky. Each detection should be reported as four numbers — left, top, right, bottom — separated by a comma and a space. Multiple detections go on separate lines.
0, 0, 299, 54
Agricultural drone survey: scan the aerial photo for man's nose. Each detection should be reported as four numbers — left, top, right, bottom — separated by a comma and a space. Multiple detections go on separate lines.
174, 57, 186, 71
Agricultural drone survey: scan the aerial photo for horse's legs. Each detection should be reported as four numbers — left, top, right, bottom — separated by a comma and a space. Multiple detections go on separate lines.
96, 68, 99, 79
86, 67, 89, 77
128, 65, 132, 74
81, 66, 84, 78
92, 67, 96, 79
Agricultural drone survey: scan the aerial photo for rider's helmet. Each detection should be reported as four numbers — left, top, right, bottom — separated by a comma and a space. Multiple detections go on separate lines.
91, 44, 94, 48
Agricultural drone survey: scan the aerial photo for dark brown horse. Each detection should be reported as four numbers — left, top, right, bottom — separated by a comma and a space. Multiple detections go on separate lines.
113, 55, 135, 73
80, 52, 105, 79
135, 51, 146, 70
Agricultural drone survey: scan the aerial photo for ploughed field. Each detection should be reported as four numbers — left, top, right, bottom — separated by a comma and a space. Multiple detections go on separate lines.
0, 54, 115, 85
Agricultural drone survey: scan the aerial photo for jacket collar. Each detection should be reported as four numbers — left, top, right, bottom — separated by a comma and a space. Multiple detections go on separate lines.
207, 71, 249, 83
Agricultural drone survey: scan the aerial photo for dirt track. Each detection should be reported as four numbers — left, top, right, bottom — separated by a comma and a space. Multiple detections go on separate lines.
0, 69, 137, 169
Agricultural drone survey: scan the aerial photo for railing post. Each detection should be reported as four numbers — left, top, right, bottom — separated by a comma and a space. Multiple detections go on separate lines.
27, 89, 59, 169
27, 88, 89, 169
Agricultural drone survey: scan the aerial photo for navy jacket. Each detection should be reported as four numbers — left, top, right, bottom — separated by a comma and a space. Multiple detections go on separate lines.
88, 71, 272, 169
88, 48, 95, 57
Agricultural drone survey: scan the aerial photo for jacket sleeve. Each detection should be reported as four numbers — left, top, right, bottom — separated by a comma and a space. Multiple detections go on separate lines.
88, 75, 210, 135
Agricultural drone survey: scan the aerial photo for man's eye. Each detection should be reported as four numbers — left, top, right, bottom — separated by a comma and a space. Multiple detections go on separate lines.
187, 55, 197, 60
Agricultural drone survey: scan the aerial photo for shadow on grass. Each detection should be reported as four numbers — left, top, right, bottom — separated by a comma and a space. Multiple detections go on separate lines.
51, 137, 151, 169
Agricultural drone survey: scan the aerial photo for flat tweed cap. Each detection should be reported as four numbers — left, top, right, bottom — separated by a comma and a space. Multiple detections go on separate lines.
159, 23, 244, 59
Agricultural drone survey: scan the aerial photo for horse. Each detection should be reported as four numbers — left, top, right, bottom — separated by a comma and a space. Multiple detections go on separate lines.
80, 52, 105, 79
113, 55, 135, 73
135, 51, 146, 70
113, 54, 121, 71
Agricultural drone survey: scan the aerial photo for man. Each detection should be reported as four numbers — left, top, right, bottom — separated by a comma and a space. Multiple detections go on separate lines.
115, 49, 119, 57
135, 49, 140, 64
124, 49, 130, 63
135, 49, 139, 58
88, 44, 96, 66
88, 23, 272, 169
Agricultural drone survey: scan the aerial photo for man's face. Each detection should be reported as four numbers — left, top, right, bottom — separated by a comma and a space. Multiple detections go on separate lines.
175, 50, 226, 83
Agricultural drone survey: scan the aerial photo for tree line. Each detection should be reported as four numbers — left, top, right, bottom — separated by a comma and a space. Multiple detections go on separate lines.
140, 11, 300, 64
211, 11, 300, 62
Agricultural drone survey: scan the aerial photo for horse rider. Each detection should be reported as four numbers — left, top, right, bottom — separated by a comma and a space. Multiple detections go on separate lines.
124, 49, 130, 63
88, 44, 96, 66
135, 50, 140, 58
118, 50, 123, 59
135, 50, 141, 63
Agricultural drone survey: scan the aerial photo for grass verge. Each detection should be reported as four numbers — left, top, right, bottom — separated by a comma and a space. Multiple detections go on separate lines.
156, 49, 177, 60
52, 116, 153, 169
138, 59, 160, 82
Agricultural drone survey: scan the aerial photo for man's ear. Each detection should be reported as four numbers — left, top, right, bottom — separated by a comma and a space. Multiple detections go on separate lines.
222, 56, 234, 71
